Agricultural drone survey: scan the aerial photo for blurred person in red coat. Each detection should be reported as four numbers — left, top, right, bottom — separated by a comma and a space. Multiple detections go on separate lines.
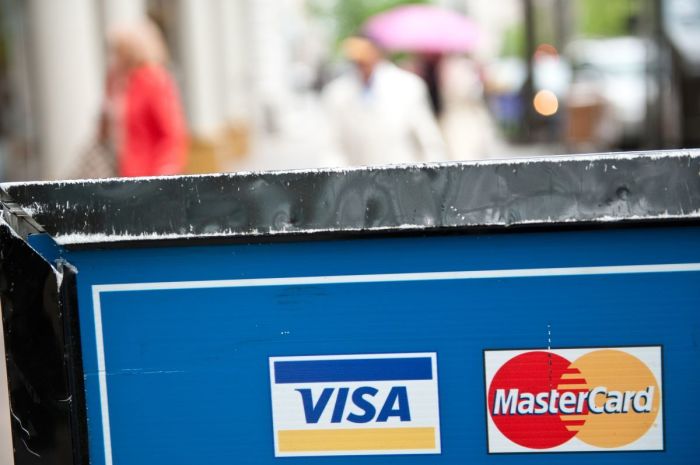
100, 20, 188, 177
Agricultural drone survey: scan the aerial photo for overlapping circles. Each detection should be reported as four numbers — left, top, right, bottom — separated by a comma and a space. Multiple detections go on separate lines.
488, 349, 660, 449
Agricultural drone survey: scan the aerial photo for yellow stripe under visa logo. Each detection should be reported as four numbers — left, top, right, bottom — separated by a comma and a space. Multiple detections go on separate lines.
278, 427, 436, 452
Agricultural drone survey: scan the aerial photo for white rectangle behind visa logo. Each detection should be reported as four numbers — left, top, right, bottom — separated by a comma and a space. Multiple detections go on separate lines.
269, 352, 441, 457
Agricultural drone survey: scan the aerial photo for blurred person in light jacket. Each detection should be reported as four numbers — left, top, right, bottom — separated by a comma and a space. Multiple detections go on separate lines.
100, 20, 188, 177
323, 36, 446, 167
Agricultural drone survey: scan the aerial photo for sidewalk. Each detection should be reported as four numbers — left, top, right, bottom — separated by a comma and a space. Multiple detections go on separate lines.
222, 93, 566, 173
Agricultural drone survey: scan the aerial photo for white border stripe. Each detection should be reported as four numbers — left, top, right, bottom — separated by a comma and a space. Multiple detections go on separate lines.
91, 262, 700, 465
91, 287, 112, 465
93, 263, 700, 293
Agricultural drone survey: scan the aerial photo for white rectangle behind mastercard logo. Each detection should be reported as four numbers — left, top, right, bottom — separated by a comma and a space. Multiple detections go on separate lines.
483, 346, 663, 453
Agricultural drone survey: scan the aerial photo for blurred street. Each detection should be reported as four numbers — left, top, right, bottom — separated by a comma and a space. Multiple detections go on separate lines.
226, 93, 557, 173
0, 0, 698, 181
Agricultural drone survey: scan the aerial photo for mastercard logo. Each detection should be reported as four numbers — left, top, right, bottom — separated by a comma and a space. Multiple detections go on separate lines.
484, 346, 663, 453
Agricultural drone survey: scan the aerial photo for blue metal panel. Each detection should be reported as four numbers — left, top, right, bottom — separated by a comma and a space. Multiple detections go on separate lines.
65, 227, 700, 464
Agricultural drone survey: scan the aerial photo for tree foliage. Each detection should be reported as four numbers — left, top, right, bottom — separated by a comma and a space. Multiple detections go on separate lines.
577, 0, 642, 37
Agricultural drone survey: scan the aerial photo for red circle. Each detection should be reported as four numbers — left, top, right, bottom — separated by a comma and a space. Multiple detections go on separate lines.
488, 351, 586, 449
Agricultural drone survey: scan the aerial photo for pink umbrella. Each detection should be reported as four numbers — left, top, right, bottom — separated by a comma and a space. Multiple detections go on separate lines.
364, 4, 479, 54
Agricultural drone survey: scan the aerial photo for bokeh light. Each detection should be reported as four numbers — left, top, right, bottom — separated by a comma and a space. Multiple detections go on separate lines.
533, 90, 559, 116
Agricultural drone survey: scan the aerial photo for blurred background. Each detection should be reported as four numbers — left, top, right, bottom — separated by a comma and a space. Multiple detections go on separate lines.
0, 0, 698, 181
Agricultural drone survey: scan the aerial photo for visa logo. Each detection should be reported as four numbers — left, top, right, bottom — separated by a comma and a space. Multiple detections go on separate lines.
296, 385, 410, 424
269, 353, 441, 457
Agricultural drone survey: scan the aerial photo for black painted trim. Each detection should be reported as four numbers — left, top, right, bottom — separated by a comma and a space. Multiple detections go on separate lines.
1, 150, 699, 248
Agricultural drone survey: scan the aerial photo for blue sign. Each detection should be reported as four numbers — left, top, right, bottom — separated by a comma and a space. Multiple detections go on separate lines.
65, 226, 700, 464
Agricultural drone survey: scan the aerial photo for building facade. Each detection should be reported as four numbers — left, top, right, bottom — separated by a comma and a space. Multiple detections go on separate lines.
0, 0, 310, 181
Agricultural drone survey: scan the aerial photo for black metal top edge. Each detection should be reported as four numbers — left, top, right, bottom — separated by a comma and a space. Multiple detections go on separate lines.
1, 149, 699, 247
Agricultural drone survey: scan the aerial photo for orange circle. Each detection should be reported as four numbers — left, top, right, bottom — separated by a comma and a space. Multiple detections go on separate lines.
533, 90, 559, 116
570, 350, 660, 448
